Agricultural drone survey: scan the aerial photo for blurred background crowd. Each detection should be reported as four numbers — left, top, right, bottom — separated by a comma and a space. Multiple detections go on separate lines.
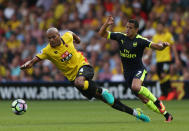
0, 0, 189, 82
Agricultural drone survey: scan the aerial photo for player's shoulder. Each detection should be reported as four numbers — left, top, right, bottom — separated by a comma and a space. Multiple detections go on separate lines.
165, 31, 173, 37
110, 32, 127, 40
136, 34, 148, 41
111, 32, 127, 36
42, 44, 51, 52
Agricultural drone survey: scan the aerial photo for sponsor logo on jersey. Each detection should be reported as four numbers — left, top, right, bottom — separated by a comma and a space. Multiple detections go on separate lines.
120, 49, 137, 58
60, 51, 72, 62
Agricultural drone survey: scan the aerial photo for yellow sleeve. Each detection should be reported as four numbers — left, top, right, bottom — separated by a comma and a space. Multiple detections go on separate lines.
65, 31, 73, 39
62, 31, 73, 44
36, 48, 48, 60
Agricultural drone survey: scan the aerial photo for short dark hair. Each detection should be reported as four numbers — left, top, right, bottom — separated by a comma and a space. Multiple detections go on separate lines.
128, 19, 139, 28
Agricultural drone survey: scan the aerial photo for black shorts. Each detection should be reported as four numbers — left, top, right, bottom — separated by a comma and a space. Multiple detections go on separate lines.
124, 67, 147, 88
73, 65, 95, 100
156, 62, 171, 77
76, 65, 94, 80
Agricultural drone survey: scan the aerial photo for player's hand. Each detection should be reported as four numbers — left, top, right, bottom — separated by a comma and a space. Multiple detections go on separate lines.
20, 61, 32, 70
105, 16, 114, 26
162, 42, 170, 48
161, 42, 170, 50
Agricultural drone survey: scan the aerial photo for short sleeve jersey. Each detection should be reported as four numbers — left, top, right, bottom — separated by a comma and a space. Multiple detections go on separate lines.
108, 32, 152, 70
36, 31, 89, 81
152, 31, 174, 62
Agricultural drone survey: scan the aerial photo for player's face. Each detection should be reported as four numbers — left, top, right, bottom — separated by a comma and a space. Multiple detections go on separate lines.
126, 22, 138, 38
47, 32, 61, 47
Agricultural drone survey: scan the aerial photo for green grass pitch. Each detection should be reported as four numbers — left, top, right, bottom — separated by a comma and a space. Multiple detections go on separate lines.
0, 100, 188, 131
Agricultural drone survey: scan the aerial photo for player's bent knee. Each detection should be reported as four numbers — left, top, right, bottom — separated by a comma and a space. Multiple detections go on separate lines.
74, 77, 85, 88
131, 85, 140, 92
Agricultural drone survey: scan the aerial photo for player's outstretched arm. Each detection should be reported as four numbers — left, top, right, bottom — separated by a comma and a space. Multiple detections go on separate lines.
98, 16, 114, 38
150, 42, 170, 50
20, 56, 41, 70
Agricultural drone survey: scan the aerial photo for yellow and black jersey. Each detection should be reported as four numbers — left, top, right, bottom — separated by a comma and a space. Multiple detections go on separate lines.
36, 31, 89, 81
152, 32, 174, 63
108, 32, 152, 70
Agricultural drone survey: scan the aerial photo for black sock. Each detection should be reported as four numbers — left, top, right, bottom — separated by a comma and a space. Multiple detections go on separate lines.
112, 99, 133, 115
154, 100, 160, 108
164, 112, 169, 118
164, 112, 173, 120
87, 80, 98, 96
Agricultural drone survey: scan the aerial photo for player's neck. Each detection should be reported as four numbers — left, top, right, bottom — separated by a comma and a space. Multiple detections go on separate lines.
51, 40, 61, 48
157, 31, 164, 34
129, 34, 137, 39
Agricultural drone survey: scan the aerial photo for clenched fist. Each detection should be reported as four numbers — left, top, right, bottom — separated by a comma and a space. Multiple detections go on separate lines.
105, 16, 114, 26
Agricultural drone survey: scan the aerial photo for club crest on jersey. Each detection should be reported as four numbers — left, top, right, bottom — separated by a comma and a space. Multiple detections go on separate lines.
133, 42, 137, 47
60, 51, 72, 62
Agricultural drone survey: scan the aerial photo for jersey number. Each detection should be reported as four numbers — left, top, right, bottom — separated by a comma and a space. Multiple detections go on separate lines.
136, 71, 142, 77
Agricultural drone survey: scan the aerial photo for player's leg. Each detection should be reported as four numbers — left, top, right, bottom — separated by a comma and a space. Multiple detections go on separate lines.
138, 94, 160, 114
84, 81, 150, 122
131, 78, 161, 113
157, 62, 172, 100
111, 99, 150, 122
126, 69, 159, 114
73, 65, 115, 104
158, 63, 176, 101
131, 69, 173, 122
92, 88, 150, 122
74, 66, 150, 122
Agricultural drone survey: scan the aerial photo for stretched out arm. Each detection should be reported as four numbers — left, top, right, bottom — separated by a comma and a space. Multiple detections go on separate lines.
98, 16, 114, 38
144, 42, 170, 60
20, 56, 41, 70
150, 42, 170, 50
150, 42, 181, 67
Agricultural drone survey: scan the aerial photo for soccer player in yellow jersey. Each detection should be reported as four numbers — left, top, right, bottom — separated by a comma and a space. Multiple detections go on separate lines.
20, 27, 150, 122
152, 22, 181, 101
